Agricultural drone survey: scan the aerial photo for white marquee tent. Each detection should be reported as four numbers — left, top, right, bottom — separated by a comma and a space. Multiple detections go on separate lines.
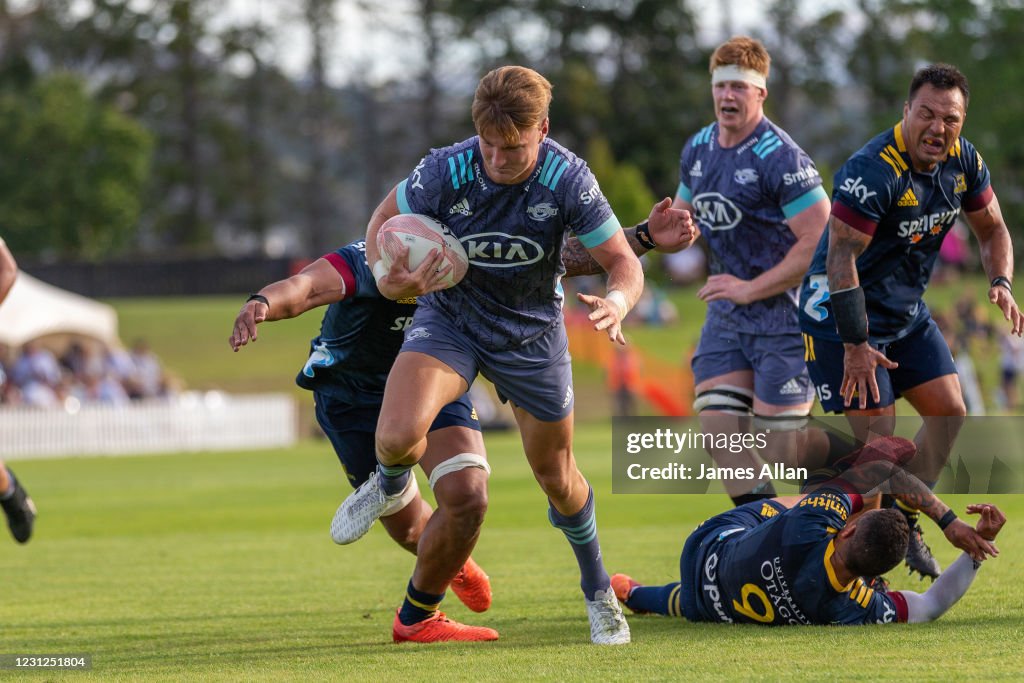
0, 271, 120, 349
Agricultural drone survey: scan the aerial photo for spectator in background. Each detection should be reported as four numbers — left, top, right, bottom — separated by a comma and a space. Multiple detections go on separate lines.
0, 235, 36, 543
608, 344, 640, 417
129, 338, 166, 399
999, 331, 1024, 412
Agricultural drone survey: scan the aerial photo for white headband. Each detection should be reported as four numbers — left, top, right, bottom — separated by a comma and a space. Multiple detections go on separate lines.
711, 65, 767, 90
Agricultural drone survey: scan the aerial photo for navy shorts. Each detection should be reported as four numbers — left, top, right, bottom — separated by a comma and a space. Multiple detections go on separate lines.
401, 306, 574, 422
314, 391, 479, 487
691, 320, 814, 406
802, 317, 957, 413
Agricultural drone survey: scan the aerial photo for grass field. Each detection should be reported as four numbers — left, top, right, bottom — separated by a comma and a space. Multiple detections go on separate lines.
3, 279, 1020, 679
3, 423, 1023, 680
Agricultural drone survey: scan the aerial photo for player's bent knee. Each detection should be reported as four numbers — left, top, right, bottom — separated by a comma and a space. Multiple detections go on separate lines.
694, 385, 754, 416
380, 475, 419, 518
375, 425, 426, 464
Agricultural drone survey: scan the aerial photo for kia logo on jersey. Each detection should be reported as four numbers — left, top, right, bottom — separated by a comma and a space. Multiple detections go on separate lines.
462, 233, 544, 268
692, 192, 742, 231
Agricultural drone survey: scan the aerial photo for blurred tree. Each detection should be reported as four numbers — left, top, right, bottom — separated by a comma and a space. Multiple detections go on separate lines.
0, 73, 151, 259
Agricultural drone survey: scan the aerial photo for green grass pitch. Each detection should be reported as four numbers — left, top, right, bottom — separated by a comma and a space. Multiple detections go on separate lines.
2, 422, 1022, 680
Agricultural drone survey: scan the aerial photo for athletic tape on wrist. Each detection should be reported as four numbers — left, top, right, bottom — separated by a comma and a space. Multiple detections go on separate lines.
372, 260, 388, 286
606, 289, 629, 320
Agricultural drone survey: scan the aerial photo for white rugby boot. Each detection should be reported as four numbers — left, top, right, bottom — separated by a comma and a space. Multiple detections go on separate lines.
585, 588, 631, 645
330, 471, 408, 544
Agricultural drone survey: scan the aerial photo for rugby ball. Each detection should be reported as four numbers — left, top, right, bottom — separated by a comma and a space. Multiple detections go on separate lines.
377, 214, 469, 289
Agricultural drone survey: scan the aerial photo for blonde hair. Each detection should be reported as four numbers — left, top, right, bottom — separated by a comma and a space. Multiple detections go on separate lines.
472, 66, 552, 145
710, 36, 770, 79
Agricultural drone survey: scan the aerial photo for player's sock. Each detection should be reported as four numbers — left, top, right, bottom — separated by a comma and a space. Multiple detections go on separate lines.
398, 580, 445, 626
0, 471, 14, 500
892, 498, 920, 525
730, 480, 776, 506
548, 485, 609, 600
628, 582, 682, 616
377, 462, 412, 496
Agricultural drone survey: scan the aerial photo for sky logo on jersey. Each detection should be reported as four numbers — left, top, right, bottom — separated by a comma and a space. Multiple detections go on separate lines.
839, 176, 877, 204
526, 202, 558, 221
734, 168, 759, 185
462, 233, 544, 268
692, 192, 742, 231
449, 198, 473, 216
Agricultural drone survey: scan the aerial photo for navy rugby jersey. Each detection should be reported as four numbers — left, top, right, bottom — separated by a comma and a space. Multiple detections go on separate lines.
683, 488, 908, 625
294, 240, 416, 406
677, 117, 828, 334
799, 123, 992, 343
397, 136, 620, 352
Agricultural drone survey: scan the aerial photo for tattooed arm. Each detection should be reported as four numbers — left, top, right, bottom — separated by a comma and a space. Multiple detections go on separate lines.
825, 215, 898, 409
836, 457, 998, 562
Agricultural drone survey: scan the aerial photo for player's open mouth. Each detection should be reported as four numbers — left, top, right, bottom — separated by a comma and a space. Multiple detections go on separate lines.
921, 137, 945, 154
720, 106, 739, 114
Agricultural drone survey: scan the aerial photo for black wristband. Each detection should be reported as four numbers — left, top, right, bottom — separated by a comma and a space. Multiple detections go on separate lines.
246, 293, 269, 307
634, 221, 657, 250
938, 509, 958, 530
991, 276, 1012, 293
829, 286, 869, 344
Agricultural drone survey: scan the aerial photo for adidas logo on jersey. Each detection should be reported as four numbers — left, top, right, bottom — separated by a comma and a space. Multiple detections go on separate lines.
689, 160, 703, 177
562, 384, 574, 409
449, 198, 473, 216
897, 187, 919, 207
779, 378, 805, 396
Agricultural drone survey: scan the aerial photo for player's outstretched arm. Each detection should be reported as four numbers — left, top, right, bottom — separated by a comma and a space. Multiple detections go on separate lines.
577, 229, 644, 345
835, 450, 998, 562
228, 258, 346, 352
965, 193, 1023, 335
897, 504, 1005, 623
561, 199, 697, 277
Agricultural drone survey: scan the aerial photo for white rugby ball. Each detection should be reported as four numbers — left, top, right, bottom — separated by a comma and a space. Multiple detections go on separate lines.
377, 213, 469, 289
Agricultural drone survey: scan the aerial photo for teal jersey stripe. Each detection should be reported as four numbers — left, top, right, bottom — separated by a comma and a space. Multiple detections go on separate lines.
396, 180, 412, 214
457, 153, 468, 186
577, 215, 622, 249
676, 181, 692, 203
782, 185, 828, 218
547, 159, 569, 190
447, 157, 460, 189
539, 151, 557, 184
465, 149, 475, 181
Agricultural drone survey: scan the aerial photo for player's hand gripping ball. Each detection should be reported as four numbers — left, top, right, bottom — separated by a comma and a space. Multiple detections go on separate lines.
377, 214, 469, 289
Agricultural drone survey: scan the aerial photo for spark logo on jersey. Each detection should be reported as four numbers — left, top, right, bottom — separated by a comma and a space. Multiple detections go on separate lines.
734, 168, 759, 185
692, 192, 742, 231
897, 208, 959, 241
527, 202, 558, 221
462, 233, 544, 268
839, 176, 877, 204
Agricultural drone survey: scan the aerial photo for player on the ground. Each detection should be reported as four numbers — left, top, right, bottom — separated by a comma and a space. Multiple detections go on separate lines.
669, 36, 832, 506
612, 437, 1003, 625
229, 222, 693, 642
798, 63, 1022, 579
330, 65, 694, 645
0, 236, 36, 544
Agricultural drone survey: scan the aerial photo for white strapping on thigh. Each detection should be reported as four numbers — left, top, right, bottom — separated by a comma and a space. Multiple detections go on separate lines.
428, 452, 491, 491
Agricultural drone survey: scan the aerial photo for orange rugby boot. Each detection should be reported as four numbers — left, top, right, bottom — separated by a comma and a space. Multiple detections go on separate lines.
392, 611, 499, 643
611, 573, 650, 615
450, 556, 492, 613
